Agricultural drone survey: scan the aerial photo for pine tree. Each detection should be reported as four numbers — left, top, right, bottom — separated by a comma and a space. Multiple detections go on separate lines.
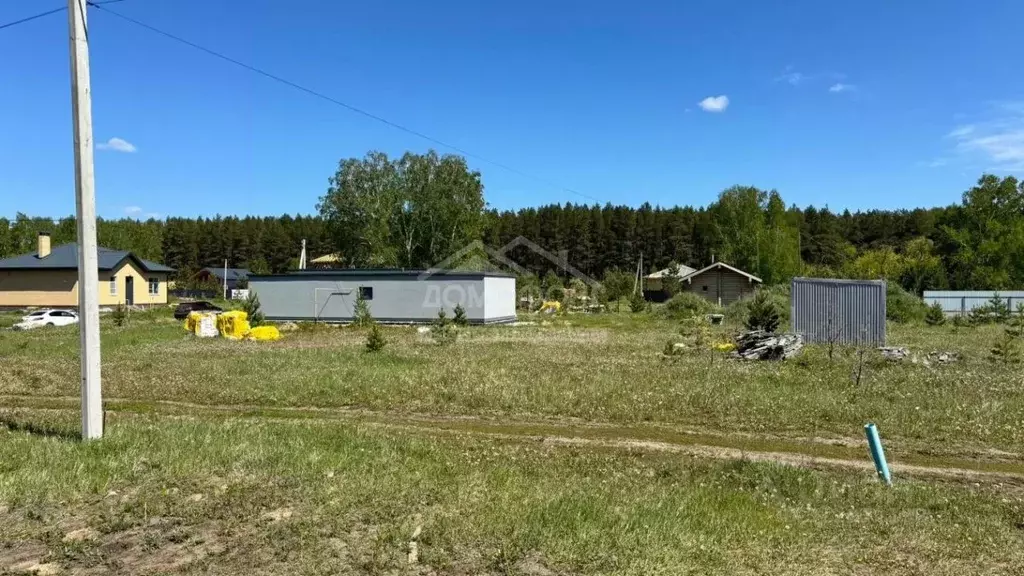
241, 292, 265, 327
744, 290, 781, 333
431, 309, 458, 345
989, 293, 1012, 323
452, 303, 469, 326
353, 292, 373, 327
991, 332, 1021, 363
111, 302, 128, 327
1007, 302, 1024, 338
629, 291, 647, 313
365, 323, 387, 352
924, 301, 946, 326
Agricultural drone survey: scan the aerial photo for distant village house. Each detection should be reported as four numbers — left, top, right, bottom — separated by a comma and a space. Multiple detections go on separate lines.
0, 232, 174, 308
644, 261, 761, 305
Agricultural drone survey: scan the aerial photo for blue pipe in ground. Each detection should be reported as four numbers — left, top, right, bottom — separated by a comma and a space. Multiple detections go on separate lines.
864, 423, 892, 486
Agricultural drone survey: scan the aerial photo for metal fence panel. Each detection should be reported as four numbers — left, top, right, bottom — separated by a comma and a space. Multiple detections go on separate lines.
923, 291, 1024, 315
791, 278, 887, 345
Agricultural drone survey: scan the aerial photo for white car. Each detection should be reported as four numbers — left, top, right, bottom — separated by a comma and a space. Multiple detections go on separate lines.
14, 309, 79, 330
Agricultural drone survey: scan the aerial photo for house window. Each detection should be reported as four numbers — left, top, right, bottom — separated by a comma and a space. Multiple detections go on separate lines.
702, 285, 708, 292
358, 286, 373, 300
109, 276, 117, 296
148, 278, 159, 295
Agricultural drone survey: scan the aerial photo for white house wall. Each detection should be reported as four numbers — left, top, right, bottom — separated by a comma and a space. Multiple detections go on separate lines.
250, 273, 516, 324
484, 276, 517, 322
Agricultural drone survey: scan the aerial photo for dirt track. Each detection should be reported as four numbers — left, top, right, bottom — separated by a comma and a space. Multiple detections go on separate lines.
4, 393, 1024, 487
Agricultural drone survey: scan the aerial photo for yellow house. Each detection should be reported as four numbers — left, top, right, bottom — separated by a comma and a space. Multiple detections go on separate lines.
0, 233, 174, 308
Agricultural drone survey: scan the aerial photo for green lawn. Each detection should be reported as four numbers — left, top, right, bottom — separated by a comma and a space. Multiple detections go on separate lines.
2, 313, 1022, 457
3, 312, 1024, 573
2, 410, 1023, 575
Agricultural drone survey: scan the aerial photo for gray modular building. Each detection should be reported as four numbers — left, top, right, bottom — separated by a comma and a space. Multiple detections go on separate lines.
791, 278, 887, 345
249, 270, 517, 324
923, 291, 1024, 316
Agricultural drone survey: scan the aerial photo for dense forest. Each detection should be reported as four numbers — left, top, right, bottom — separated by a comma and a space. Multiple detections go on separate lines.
2, 151, 1023, 294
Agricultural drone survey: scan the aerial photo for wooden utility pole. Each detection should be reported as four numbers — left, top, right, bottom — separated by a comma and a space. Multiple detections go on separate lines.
68, 0, 103, 439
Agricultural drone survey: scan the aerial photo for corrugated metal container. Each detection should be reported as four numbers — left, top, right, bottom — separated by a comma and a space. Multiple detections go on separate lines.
791, 278, 886, 345
249, 270, 517, 324
923, 291, 1024, 315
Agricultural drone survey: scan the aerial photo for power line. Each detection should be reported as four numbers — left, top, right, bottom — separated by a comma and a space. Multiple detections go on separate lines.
0, 1, 124, 32
0, 6, 65, 31
89, 3, 604, 205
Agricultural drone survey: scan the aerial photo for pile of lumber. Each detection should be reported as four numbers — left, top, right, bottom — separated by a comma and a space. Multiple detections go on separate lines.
734, 330, 803, 361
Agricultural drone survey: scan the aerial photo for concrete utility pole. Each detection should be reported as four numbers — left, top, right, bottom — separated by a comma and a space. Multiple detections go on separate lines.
68, 0, 103, 440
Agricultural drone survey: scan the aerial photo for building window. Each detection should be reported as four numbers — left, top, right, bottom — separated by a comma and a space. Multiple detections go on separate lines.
702, 285, 708, 292
148, 277, 159, 295
358, 286, 373, 300
109, 276, 117, 296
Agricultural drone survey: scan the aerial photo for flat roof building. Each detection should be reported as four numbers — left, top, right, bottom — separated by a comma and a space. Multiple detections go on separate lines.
249, 269, 517, 324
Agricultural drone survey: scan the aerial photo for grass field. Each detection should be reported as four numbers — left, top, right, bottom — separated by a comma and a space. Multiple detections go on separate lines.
2, 308, 1024, 574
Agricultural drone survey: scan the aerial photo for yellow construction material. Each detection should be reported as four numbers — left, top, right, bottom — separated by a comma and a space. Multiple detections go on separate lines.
216, 310, 250, 340
184, 311, 199, 332
185, 311, 219, 337
539, 301, 562, 314
245, 325, 281, 342
184, 309, 282, 342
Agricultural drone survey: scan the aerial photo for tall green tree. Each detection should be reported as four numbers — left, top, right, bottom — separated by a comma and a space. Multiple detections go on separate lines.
900, 237, 947, 294
318, 150, 485, 269
940, 175, 1024, 289
708, 186, 800, 284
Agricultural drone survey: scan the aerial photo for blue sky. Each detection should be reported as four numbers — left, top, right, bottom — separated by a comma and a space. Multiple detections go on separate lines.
1, 0, 1023, 219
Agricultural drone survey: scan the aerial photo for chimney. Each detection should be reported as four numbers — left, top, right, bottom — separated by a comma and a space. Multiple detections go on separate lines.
37, 232, 51, 259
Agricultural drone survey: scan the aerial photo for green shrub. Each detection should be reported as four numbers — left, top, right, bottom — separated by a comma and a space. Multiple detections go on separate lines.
518, 285, 542, 310
886, 283, 927, 323
547, 285, 566, 302
662, 291, 711, 320
1007, 302, 1024, 338
725, 284, 790, 326
951, 314, 974, 328
452, 303, 469, 326
111, 302, 128, 327
678, 315, 712, 351
744, 290, 781, 333
662, 339, 682, 357
542, 270, 563, 291
365, 323, 386, 352
991, 332, 1020, 363
431, 309, 458, 345
241, 292, 265, 327
353, 292, 373, 327
924, 302, 946, 326
971, 293, 1012, 324
628, 291, 647, 313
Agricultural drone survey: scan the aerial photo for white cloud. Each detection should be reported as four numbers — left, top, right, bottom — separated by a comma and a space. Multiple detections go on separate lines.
123, 207, 161, 220
698, 95, 729, 113
947, 125, 975, 138
946, 104, 1024, 171
917, 158, 948, 168
777, 71, 804, 86
828, 83, 855, 93
97, 137, 137, 153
